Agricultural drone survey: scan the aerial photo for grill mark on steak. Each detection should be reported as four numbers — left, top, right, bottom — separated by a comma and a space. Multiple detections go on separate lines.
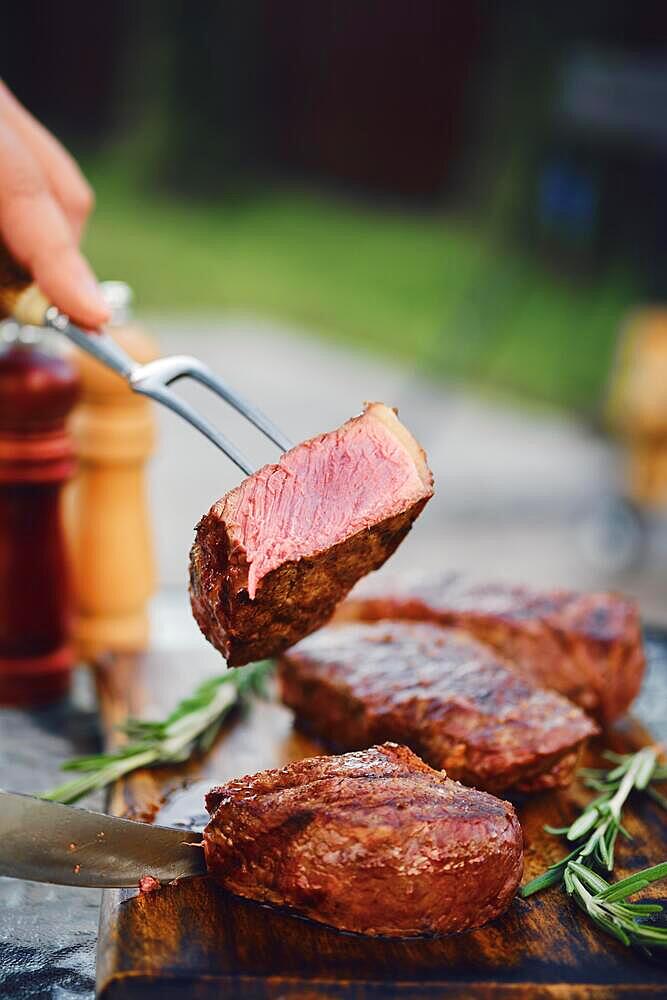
203, 743, 523, 937
190, 403, 433, 666
335, 572, 644, 724
279, 621, 598, 794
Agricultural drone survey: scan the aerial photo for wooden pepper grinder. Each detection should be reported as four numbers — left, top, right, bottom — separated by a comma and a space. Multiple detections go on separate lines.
67, 283, 159, 659
0, 325, 80, 705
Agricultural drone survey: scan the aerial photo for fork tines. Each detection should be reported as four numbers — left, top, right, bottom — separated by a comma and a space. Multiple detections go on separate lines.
48, 310, 291, 475
130, 355, 292, 475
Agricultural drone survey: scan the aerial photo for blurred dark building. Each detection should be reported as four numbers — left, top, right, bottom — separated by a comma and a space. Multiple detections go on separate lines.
2, 1, 667, 285
0, 1, 481, 199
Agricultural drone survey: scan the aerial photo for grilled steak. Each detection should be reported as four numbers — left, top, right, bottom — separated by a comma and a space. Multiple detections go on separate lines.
190, 403, 433, 666
279, 621, 598, 793
203, 743, 523, 937
336, 573, 644, 724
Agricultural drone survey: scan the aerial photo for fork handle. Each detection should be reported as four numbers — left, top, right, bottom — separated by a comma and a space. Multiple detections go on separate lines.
0, 240, 140, 383
0, 239, 51, 326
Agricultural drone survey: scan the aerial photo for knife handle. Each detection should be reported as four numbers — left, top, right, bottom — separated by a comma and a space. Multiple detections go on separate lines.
0, 239, 51, 326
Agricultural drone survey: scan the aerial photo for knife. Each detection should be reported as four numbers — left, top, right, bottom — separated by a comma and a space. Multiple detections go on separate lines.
0, 791, 207, 888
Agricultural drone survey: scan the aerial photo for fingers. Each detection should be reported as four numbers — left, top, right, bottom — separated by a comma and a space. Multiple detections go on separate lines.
0, 119, 109, 329
0, 80, 94, 240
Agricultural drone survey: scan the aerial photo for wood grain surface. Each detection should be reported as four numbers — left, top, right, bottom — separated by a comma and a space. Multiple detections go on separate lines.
94, 639, 667, 999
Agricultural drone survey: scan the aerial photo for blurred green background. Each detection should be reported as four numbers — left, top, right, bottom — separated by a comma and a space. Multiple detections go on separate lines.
84, 160, 636, 413
4, 1, 666, 413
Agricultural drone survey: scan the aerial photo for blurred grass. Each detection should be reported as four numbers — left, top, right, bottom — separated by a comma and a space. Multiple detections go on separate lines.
83, 162, 637, 414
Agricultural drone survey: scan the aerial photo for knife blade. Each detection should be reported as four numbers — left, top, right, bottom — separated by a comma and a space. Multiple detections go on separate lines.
0, 790, 207, 888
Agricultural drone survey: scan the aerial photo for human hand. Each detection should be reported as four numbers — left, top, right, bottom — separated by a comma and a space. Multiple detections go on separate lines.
0, 80, 109, 329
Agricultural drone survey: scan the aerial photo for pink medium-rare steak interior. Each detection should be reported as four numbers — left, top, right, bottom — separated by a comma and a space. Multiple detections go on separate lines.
224, 402, 432, 600
190, 403, 433, 665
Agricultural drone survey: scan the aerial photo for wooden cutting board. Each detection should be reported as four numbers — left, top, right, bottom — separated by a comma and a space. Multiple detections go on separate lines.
94, 635, 667, 999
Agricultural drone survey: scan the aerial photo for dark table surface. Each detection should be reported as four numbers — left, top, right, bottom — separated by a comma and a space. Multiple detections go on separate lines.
2, 634, 666, 1000
0, 671, 103, 1000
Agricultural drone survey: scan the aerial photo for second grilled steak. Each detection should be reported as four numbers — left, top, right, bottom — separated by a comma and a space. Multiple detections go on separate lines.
279, 621, 598, 793
336, 573, 644, 724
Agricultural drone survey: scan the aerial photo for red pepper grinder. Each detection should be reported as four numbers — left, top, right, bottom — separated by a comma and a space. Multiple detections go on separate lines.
0, 324, 80, 705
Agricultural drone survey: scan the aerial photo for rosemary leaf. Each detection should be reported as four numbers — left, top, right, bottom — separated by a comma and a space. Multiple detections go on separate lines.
568, 861, 609, 894
567, 807, 601, 841
646, 786, 667, 811
598, 862, 667, 902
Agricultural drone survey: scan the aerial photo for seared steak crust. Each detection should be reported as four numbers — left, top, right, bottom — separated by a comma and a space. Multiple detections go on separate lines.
203, 743, 523, 937
336, 573, 644, 724
190, 404, 433, 666
279, 622, 598, 793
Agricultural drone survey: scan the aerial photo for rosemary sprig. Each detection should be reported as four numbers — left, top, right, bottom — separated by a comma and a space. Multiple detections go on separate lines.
565, 861, 667, 950
521, 746, 667, 951
41, 660, 273, 805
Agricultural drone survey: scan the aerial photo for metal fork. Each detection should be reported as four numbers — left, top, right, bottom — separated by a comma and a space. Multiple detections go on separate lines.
0, 239, 290, 473
44, 308, 291, 476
